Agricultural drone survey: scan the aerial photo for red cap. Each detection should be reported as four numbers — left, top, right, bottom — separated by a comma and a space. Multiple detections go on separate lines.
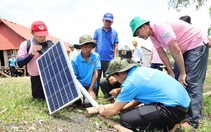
31, 21, 49, 36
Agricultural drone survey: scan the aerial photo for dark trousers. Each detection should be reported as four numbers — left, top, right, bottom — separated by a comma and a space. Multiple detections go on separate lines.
100, 77, 121, 98
120, 104, 187, 131
174, 43, 209, 128
96, 60, 110, 97
31, 75, 45, 99
9, 66, 16, 77
150, 63, 163, 71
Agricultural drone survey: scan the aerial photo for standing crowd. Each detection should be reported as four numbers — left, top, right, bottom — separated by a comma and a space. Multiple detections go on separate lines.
14, 13, 210, 131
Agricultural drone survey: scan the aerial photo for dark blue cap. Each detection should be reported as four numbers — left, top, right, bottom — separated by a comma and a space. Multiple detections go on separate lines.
103, 13, 114, 22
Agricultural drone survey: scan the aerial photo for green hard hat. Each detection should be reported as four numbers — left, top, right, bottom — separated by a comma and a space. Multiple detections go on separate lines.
130, 17, 150, 37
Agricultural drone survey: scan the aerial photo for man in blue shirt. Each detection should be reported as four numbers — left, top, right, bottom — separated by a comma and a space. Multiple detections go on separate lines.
8, 54, 16, 77
72, 35, 101, 106
93, 13, 119, 97
98, 58, 190, 131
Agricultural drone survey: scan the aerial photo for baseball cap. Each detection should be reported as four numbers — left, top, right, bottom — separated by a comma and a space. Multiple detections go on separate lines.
31, 21, 49, 36
74, 35, 96, 49
103, 13, 114, 22
107, 57, 138, 78
130, 17, 150, 37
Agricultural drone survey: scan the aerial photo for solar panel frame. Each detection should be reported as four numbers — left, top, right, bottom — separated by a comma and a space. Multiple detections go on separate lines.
37, 40, 82, 114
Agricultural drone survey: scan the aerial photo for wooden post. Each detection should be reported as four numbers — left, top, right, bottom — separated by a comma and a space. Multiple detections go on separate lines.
84, 106, 98, 117
84, 104, 111, 117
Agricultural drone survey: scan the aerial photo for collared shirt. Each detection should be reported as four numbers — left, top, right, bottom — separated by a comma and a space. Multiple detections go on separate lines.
150, 20, 209, 53
151, 46, 163, 64
93, 27, 119, 61
116, 67, 190, 108
71, 51, 101, 89
17, 39, 41, 76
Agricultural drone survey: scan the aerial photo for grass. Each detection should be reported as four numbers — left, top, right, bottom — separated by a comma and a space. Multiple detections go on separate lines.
0, 49, 211, 131
204, 49, 211, 92
0, 77, 50, 123
0, 77, 113, 131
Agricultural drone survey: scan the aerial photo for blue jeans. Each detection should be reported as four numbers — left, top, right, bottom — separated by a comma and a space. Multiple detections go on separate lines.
174, 43, 209, 128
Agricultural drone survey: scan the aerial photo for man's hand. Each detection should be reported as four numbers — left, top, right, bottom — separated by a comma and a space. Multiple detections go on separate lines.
98, 105, 106, 115
31, 45, 42, 55
109, 88, 121, 96
108, 76, 117, 85
89, 90, 96, 100
168, 71, 176, 79
178, 74, 188, 88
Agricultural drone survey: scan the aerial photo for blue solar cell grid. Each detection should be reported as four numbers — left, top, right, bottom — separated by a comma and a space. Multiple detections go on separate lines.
37, 41, 81, 114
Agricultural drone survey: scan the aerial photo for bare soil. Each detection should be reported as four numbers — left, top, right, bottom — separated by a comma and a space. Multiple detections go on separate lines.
0, 107, 118, 132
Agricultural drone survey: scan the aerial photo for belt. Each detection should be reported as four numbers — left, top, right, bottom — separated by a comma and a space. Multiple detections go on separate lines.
174, 105, 189, 113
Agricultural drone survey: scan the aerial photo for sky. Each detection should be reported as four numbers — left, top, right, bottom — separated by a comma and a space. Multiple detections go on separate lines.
0, 0, 211, 50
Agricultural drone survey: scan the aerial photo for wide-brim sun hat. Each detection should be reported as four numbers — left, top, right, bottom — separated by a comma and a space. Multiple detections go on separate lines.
107, 57, 138, 78
74, 35, 96, 49
130, 17, 150, 37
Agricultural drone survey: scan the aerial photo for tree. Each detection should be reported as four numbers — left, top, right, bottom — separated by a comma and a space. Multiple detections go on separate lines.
168, 0, 211, 18
168, 0, 211, 35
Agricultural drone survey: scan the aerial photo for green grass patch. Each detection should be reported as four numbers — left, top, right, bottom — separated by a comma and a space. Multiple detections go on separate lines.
0, 77, 50, 124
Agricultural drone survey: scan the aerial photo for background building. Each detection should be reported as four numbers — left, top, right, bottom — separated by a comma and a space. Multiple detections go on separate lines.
0, 18, 70, 76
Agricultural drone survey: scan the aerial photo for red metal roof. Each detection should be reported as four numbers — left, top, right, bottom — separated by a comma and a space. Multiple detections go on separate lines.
0, 18, 70, 51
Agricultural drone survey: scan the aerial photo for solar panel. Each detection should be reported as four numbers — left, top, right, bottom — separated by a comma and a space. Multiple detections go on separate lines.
37, 40, 82, 114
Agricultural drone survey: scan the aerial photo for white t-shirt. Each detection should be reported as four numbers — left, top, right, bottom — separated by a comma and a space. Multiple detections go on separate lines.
132, 47, 143, 62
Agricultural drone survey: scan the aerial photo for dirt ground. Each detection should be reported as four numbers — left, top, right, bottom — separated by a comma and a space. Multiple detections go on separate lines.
0, 108, 118, 132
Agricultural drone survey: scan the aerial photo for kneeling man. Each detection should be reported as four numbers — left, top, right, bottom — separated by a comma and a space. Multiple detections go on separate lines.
98, 57, 190, 131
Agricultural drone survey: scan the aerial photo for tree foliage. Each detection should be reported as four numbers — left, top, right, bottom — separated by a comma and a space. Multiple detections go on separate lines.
168, 0, 211, 20
167, 0, 209, 11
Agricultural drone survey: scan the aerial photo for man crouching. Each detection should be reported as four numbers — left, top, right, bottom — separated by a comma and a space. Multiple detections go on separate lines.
98, 57, 190, 131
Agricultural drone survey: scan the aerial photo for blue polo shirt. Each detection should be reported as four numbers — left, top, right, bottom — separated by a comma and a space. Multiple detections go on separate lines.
93, 27, 119, 61
117, 67, 190, 108
71, 51, 101, 89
